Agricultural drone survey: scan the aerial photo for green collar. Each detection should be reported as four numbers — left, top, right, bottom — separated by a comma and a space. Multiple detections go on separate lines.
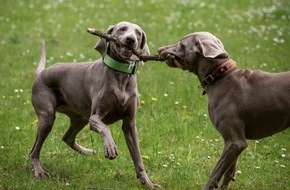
103, 54, 138, 74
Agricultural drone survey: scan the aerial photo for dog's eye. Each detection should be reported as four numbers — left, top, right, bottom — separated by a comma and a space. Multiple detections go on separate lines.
119, 26, 127, 32
135, 30, 141, 38
179, 42, 185, 49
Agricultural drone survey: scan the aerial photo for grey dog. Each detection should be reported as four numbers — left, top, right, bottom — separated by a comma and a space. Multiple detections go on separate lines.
158, 32, 290, 190
29, 21, 159, 189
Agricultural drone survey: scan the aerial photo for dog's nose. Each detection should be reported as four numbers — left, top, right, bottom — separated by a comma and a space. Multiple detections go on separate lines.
125, 37, 135, 46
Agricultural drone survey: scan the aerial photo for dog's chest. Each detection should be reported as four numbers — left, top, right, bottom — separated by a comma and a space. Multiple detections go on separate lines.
112, 84, 136, 106
93, 73, 137, 124
114, 91, 129, 106
111, 75, 137, 106
101, 86, 136, 124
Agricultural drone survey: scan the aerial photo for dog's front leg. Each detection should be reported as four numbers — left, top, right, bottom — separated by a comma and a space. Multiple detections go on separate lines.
89, 115, 119, 159
122, 118, 159, 189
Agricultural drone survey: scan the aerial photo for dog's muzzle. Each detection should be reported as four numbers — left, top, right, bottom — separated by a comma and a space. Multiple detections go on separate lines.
116, 43, 134, 58
161, 53, 183, 69
116, 36, 138, 58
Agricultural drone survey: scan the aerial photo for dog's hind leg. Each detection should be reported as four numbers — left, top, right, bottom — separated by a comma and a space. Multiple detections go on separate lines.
204, 139, 247, 190
29, 86, 57, 178
220, 158, 238, 190
62, 115, 96, 154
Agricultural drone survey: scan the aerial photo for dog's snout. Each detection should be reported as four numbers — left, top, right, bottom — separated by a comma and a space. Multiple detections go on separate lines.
158, 47, 169, 56
125, 37, 136, 46
158, 46, 172, 54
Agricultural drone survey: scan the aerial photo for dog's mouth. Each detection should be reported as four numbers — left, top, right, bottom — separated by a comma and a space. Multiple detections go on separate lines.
163, 53, 184, 69
116, 43, 134, 59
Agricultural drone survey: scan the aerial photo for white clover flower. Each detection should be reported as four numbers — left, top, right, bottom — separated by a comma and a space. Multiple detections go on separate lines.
66, 52, 73, 57
260, 63, 268, 68
79, 53, 85, 59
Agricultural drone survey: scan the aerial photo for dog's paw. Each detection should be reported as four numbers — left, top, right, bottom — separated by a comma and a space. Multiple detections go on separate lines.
104, 148, 119, 159
33, 169, 50, 179
103, 140, 119, 159
147, 182, 161, 189
139, 171, 161, 189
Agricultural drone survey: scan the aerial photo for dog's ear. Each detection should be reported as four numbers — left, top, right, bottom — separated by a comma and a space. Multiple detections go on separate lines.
194, 34, 228, 59
95, 25, 114, 57
140, 31, 150, 56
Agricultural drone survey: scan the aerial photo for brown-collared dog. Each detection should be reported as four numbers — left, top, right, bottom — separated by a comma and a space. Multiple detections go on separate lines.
158, 32, 290, 190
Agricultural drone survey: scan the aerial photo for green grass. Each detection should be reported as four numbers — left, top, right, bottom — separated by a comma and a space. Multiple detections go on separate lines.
0, 0, 290, 189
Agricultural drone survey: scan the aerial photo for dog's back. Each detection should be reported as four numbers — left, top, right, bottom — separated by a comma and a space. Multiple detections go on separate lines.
232, 69, 290, 139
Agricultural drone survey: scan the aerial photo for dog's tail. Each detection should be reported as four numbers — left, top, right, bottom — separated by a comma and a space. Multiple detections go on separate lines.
35, 40, 46, 77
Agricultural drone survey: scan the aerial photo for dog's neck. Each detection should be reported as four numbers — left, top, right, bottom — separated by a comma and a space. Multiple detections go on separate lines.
103, 45, 139, 75
196, 56, 237, 95
196, 56, 229, 83
103, 54, 139, 75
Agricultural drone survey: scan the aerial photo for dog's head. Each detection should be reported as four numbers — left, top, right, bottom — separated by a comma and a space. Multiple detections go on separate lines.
95, 21, 150, 61
158, 32, 228, 73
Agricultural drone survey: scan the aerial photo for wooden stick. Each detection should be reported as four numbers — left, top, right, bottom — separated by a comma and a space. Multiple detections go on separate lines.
87, 28, 165, 62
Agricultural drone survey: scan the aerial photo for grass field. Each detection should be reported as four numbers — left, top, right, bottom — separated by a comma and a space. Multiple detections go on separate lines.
0, 0, 289, 189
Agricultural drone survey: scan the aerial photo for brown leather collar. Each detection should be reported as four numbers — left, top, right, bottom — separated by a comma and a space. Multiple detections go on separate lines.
201, 59, 237, 95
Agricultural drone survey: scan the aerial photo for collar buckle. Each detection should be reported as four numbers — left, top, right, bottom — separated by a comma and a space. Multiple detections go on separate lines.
130, 60, 139, 74
203, 74, 214, 85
